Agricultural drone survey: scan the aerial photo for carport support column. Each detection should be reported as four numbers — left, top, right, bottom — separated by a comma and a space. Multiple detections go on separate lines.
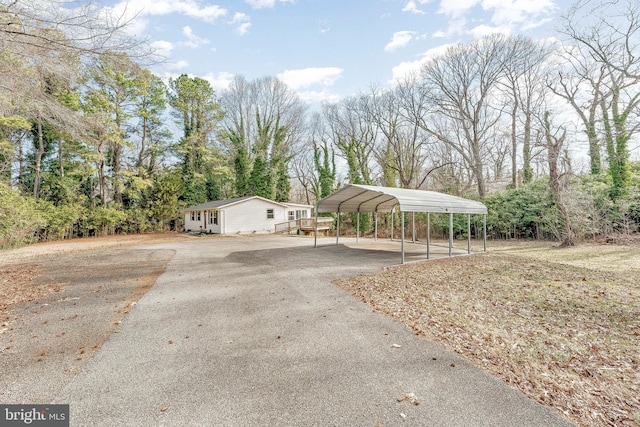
483, 214, 487, 252
356, 211, 360, 243
390, 207, 394, 241
467, 214, 471, 254
448, 212, 453, 257
314, 206, 318, 248
336, 209, 340, 246
401, 211, 405, 264
413, 212, 416, 243
427, 213, 430, 260
374, 210, 378, 241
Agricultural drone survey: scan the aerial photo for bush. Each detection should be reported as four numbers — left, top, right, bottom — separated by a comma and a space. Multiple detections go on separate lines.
0, 183, 47, 249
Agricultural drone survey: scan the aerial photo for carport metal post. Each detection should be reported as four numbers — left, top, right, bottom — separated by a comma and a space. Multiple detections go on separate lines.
448, 212, 453, 257
484, 214, 487, 252
412, 212, 416, 243
374, 210, 378, 241
467, 214, 471, 254
427, 212, 430, 260
401, 211, 405, 264
313, 207, 317, 247
390, 207, 394, 241
336, 209, 340, 246
356, 212, 360, 243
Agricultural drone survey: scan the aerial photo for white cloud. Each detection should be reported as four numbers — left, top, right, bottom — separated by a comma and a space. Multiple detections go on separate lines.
113, 0, 227, 22
385, 31, 416, 52
402, 0, 430, 14
182, 26, 210, 48
164, 60, 190, 72
296, 90, 342, 105
436, 0, 558, 38
469, 24, 509, 38
244, 0, 296, 9
150, 40, 174, 58
277, 67, 343, 90
437, 0, 481, 19
202, 72, 236, 92
245, 0, 275, 8
236, 22, 252, 35
389, 44, 453, 83
482, 0, 557, 29
434, 17, 468, 38
230, 12, 252, 35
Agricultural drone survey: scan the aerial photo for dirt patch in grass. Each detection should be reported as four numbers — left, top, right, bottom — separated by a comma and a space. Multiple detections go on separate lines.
335, 241, 640, 427
0, 233, 188, 403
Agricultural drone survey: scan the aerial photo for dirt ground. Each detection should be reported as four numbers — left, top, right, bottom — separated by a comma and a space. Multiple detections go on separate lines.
0, 233, 189, 403
1, 234, 639, 427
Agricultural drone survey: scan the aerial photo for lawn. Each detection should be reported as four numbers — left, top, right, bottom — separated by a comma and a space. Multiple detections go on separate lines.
335, 240, 640, 427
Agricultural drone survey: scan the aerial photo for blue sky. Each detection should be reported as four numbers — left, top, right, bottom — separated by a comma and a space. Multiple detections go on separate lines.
101, 0, 568, 105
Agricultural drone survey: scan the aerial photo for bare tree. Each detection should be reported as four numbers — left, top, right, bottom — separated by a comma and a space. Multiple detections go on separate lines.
219, 75, 307, 200
548, 44, 606, 175
542, 111, 575, 246
0, 0, 142, 59
561, 0, 640, 198
322, 94, 376, 186
418, 35, 506, 199
369, 78, 436, 189
498, 35, 552, 187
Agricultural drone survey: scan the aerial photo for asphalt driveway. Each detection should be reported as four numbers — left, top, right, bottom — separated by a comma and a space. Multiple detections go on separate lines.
54, 235, 574, 426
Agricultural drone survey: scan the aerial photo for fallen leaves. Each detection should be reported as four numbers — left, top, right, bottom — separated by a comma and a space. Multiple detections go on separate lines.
397, 392, 420, 405
335, 249, 640, 427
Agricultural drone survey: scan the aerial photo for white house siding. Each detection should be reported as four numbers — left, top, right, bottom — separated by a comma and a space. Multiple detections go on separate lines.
183, 210, 220, 233
223, 199, 288, 234
184, 210, 207, 232
183, 197, 314, 234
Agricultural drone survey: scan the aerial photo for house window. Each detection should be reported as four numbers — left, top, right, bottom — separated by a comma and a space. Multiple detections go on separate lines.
295, 210, 308, 219
267, 209, 274, 219
190, 212, 195, 221
197, 211, 201, 221
288, 211, 295, 221
210, 210, 218, 225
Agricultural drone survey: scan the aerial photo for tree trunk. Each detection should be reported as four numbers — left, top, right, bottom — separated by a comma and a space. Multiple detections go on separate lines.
33, 115, 44, 199
544, 112, 574, 246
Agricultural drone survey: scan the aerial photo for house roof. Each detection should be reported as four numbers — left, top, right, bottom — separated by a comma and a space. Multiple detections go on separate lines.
315, 184, 487, 215
183, 196, 293, 212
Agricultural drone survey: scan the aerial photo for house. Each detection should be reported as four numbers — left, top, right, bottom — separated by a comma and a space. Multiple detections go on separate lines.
183, 196, 313, 234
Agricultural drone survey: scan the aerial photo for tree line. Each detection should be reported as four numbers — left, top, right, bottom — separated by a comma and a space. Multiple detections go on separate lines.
1, 0, 639, 248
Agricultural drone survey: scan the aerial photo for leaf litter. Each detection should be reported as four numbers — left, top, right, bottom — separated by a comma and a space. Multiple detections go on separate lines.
335, 242, 640, 427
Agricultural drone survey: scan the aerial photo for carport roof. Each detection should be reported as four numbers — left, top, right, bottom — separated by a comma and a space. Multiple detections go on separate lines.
315, 184, 487, 215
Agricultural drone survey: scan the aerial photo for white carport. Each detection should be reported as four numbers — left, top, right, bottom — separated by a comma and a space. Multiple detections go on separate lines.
313, 184, 488, 264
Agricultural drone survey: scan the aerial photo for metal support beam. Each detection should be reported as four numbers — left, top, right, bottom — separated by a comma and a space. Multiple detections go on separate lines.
356, 211, 360, 243
483, 214, 487, 252
412, 212, 416, 243
448, 212, 453, 257
427, 212, 430, 260
467, 214, 471, 254
401, 211, 405, 264
390, 207, 394, 241
336, 210, 340, 246
374, 210, 378, 241
314, 206, 318, 248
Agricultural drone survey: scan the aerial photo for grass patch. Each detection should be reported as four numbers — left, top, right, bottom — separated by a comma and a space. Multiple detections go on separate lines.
335, 241, 640, 427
